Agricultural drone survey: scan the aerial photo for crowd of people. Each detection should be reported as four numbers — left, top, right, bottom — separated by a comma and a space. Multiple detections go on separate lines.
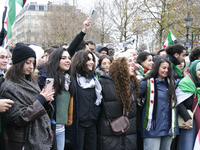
0, 17, 200, 150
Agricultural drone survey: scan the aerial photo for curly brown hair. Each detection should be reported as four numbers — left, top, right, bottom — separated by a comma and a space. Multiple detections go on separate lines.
109, 57, 131, 113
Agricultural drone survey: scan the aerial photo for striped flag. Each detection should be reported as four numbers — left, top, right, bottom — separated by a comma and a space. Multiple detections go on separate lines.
193, 129, 200, 150
0, 0, 26, 47
195, 41, 200, 45
162, 30, 177, 48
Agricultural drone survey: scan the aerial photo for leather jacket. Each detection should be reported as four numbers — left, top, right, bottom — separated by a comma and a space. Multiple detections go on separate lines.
1, 100, 46, 150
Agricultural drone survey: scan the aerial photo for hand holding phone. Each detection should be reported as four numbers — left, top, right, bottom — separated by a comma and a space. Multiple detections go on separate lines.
90, 10, 97, 25
45, 78, 54, 92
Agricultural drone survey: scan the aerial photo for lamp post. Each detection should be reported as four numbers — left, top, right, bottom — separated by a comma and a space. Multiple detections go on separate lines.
184, 13, 193, 43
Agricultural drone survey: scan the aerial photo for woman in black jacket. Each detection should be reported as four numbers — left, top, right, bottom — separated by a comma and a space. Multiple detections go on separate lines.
97, 57, 139, 150
70, 50, 102, 150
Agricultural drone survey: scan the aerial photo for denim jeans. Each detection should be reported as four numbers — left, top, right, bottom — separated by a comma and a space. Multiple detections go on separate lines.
143, 136, 173, 150
56, 130, 65, 150
177, 119, 196, 150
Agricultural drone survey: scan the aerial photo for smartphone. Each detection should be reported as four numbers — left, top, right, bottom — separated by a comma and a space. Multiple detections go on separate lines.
90, 10, 97, 25
45, 78, 54, 92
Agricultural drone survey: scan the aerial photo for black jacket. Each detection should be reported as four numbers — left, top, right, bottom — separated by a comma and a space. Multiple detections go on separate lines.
97, 73, 137, 150
75, 80, 101, 127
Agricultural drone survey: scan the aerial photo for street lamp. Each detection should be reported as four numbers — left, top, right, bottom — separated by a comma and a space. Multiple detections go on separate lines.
184, 13, 193, 43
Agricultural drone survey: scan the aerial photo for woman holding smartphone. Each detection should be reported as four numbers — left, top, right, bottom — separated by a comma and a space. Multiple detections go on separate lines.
0, 43, 54, 150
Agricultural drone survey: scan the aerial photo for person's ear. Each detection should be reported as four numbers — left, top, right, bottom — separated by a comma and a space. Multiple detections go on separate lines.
174, 53, 179, 59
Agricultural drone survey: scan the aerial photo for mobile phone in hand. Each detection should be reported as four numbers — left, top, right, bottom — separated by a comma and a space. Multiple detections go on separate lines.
90, 10, 97, 25
45, 78, 54, 92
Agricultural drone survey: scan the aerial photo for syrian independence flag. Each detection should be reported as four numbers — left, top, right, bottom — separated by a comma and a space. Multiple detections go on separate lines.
176, 75, 195, 106
194, 129, 200, 150
163, 30, 177, 48
0, 0, 26, 47
195, 41, 200, 45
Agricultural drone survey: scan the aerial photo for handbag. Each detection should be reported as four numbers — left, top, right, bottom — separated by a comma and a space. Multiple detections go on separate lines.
178, 101, 198, 129
110, 115, 130, 135
103, 100, 130, 135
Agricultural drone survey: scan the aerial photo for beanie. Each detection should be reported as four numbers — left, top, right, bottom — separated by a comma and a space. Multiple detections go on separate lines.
95, 45, 108, 54
196, 62, 200, 71
29, 45, 44, 66
12, 43, 36, 64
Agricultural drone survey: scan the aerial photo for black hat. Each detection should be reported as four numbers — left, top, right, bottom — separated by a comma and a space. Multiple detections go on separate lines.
95, 45, 108, 54
12, 43, 36, 64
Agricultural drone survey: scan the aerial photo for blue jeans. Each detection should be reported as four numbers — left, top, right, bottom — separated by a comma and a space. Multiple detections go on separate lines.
143, 136, 173, 150
177, 119, 196, 150
56, 130, 65, 150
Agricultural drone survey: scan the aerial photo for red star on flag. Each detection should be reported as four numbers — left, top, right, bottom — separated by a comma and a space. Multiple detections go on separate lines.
4, 17, 8, 25
163, 44, 167, 48
151, 90, 154, 94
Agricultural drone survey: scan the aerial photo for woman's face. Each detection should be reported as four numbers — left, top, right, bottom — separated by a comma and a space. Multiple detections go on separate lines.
128, 64, 135, 76
131, 52, 137, 62
59, 51, 71, 73
86, 53, 94, 71
157, 62, 169, 79
196, 69, 200, 79
100, 58, 111, 72
177, 61, 185, 70
127, 56, 135, 66
141, 55, 154, 70
0, 50, 8, 70
22, 57, 35, 76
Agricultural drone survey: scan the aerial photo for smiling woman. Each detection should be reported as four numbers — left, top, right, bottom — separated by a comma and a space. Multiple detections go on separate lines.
70, 50, 102, 150
139, 57, 178, 150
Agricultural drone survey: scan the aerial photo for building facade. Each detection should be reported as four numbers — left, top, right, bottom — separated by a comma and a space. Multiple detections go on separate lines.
11, 2, 47, 47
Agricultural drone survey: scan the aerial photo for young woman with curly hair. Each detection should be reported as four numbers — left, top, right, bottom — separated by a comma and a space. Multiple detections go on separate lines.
97, 57, 139, 150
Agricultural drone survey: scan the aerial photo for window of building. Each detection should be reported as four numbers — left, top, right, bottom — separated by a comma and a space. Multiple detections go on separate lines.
28, 12, 31, 18
35, 5, 39, 10
28, 20, 31, 25
35, 28, 38, 33
35, 20, 38, 26
44, 5, 47, 10
35, 12, 38, 18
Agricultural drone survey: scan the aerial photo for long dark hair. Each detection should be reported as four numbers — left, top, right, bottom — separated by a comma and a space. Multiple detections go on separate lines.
5, 58, 37, 83
143, 57, 176, 103
47, 47, 74, 96
71, 50, 95, 79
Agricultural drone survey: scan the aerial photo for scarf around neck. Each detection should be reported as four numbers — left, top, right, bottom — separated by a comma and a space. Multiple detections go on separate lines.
0, 77, 53, 150
144, 78, 177, 138
64, 73, 71, 91
76, 73, 102, 106
137, 63, 151, 76
171, 63, 183, 78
